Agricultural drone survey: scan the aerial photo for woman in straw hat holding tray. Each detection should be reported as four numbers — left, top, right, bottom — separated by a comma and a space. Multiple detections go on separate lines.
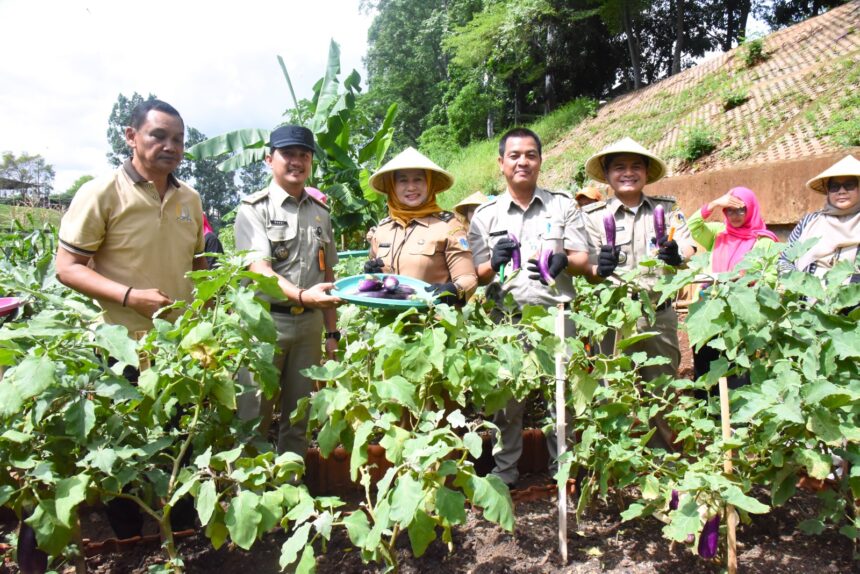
779, 154, 860, 283
363, 148, 478, 305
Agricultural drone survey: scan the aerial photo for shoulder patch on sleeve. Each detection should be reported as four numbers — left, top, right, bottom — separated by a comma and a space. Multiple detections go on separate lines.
434, 211, 455, 222
546, 188, 573, 199
474, 197, 497, 214
306, 193, 330, 211
241, 189, 269, 204
378, 216, 393, 226
582, 200, 606, 214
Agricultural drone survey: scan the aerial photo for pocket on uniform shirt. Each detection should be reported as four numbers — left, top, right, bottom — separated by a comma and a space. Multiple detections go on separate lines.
266, 224, 297, 243
407, 240, 437, 256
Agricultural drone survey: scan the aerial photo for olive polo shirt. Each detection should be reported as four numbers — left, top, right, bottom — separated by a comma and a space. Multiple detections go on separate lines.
59, 159, 205, 333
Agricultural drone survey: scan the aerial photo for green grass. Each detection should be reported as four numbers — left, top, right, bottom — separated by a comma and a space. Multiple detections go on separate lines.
0, 204, 62, 229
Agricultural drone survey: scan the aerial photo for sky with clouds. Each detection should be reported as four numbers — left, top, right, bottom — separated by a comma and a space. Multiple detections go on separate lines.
0, 0, 374, 193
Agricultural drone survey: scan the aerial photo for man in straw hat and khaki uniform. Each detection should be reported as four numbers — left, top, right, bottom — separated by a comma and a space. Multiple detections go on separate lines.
234, 125, 342, 456
364, 147, 477, 304
468, 127, 591, 487
778, 154, 860, 282
580, 137, 695, 447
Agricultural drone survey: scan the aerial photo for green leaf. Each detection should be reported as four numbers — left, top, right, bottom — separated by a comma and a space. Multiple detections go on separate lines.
137, 369, 160, 398
296, 544, 316, 574
88, 448, 118, 475
723, 485, 769, 514
94, 323, 137, 366
350, 420, 374, 481
28, 501, 71, 556
180, 322, 214, 350
771, 467, 797, 506
662, 497, 701, 542
616, 332, 657, 351
621, 503, 648, 521
795, 449, 832, 480
798, 518, 825, 535
0, 355, 55, 416
435, 486, 467, 525
279, 522, 312, 570
194, 480, 218, 525
463, 432, 483, 460
466, 475, 513, 531
374, 376, 418, 411
65, 397, 96, 440
807, 406, 843, 446
225, 491, 262, 550
55, 474, 89, 528
389, 474, 425, 526
408, 509, 437, 557
343, 510, 370, 547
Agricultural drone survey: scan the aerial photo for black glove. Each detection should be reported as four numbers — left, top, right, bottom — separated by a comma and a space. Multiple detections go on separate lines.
527, 253, 568, 284
657, 239, 683, 266
850, 273, 860, 284
490, 237, 518, 272
597, 245, 621, 278
363, 258, 385, 274
425, 282, 460, 305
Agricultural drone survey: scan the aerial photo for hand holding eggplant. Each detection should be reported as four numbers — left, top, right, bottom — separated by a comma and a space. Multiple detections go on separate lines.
490, 237, 519, 272
527, 250, 567, 286
425, 281, 460, 305
656, 238, 683, 266
363, 257, 385, 274
597, 245, 621, 277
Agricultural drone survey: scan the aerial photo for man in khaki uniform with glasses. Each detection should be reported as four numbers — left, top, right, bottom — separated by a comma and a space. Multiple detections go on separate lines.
234, 125, 341, 455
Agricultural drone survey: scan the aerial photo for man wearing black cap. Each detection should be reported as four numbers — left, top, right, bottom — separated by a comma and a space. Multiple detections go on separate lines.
234, 124, 341, 455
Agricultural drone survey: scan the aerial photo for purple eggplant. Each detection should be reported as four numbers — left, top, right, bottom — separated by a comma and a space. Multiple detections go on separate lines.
697, 514, 720, 559
358, 288, 413, 300
508, 233, 521, 271
603, 213, 616, 248
669, 489, 679, 511
382, 275, 400, 293
358, 275, 383, 292
17, 520, 48, 574
538, 249, 556, 287
654, 204, 666, 246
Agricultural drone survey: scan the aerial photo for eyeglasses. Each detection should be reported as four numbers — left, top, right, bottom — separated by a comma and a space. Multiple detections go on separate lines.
724, 207, 747, 216
827, 178, 859, 194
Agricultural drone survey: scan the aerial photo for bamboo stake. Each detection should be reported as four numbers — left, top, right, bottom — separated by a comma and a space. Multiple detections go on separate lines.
718, 376, 738, 574
555, 304, 568, 563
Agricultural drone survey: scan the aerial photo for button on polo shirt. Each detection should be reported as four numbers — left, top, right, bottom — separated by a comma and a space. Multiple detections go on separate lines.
59, 160, 205, 333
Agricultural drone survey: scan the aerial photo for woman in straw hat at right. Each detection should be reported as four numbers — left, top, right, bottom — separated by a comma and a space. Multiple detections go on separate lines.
363, 147, 478, 304
779, 155, 860, 281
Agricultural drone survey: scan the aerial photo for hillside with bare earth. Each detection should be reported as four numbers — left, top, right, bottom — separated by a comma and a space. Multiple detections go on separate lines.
445, 1, 860, 228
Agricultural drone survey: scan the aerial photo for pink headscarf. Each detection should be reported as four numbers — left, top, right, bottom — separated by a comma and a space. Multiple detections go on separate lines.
305, 186, 328, 204
202, 213, 214, 236
711, 187, 778, 273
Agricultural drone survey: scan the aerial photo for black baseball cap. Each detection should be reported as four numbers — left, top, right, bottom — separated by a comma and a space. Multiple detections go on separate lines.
269, 125, 315, 152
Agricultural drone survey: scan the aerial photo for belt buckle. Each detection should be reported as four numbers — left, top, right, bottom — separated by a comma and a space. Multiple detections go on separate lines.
290, 306, 305, 315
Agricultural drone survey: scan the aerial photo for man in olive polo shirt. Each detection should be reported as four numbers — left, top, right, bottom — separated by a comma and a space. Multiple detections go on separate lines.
54, 98, 206, 538
56, 99, 207, 334
234, 124, 341, 456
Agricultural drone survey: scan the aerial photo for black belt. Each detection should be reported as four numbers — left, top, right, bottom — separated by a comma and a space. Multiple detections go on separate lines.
270, 303, 307, 315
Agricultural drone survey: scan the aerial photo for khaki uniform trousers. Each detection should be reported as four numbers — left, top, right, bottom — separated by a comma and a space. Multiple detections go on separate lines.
237, 308, 323, 455
492, 313, 575, 487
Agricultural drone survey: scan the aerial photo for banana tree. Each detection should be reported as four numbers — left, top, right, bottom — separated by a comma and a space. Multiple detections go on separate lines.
187, 40, 397, 247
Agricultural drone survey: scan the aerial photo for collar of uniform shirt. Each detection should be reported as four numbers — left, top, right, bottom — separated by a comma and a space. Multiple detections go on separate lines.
609, 193, 660, 214
501, 187, 549, 212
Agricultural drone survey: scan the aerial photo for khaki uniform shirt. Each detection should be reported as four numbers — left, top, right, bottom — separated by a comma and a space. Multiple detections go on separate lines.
369, 212, 478, 297
59, 160, 204, 333
581, 194, 694, 293
468, 187, 590, 308
234, 181, 337, 305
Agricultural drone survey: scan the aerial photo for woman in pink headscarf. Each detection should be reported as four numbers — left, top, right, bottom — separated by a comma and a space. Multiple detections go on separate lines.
687, 186, 779, 393
202, 213, 224, 268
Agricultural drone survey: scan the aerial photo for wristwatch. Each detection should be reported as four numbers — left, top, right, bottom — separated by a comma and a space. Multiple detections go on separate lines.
324, 331, 341, 342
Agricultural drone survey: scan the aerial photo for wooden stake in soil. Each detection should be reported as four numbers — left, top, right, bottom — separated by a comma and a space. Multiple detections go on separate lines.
555, 304, 568, 563
718, 376, 738, 574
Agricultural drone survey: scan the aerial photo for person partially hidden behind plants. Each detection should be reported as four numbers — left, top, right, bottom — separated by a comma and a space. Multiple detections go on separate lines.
686, 186, 779, 396
55, 99, 206, 538
778, 154, 860, 285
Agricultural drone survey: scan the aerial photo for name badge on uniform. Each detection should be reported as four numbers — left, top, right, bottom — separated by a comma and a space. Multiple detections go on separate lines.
488, 230, 508, 237
379, 243, 392, 248
273, 243, 289, 261
270, 220, 288, 226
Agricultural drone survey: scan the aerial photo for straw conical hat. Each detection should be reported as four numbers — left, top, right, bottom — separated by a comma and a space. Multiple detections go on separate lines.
369, 147, 454, 195
806, 154, 860, 194
584, 137, 667, 184
575, 185, 604, 202
453, 191, 490, 216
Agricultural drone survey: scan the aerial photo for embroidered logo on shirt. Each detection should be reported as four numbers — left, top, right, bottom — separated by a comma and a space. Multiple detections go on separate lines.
177, 205, 192, 223
459, 237, 468, 249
